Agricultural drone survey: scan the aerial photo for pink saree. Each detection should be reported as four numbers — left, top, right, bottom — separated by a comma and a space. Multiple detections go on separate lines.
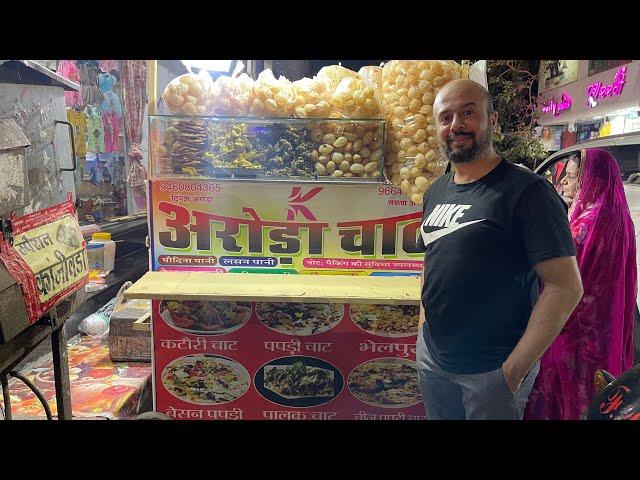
525, 148, 637, 420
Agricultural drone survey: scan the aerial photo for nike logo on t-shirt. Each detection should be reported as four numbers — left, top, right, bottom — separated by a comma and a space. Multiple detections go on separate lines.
421, 219, 486, 246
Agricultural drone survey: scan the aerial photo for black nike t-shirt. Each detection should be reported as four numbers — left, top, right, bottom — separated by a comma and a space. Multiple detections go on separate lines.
416, 160, 575, 374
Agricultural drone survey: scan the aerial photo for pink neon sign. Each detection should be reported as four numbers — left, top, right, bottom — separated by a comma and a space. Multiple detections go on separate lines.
586, 66, 627, 107
541, 92, 573, 116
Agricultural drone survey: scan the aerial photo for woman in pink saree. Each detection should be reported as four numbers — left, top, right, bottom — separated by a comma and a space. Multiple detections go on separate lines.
525, 148, 637, 420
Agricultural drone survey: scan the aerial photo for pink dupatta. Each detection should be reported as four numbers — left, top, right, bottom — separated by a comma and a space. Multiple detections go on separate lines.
525, 148, 637, 419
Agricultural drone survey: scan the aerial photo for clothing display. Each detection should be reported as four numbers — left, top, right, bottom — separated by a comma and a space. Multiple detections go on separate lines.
85, 105, 106, 154
599, 122, 612, 138
98, 72, 117, 92
58, 60, 83, 107
100, 91, 123, 117
102, 111, 121, 153
99, 60, 119, 73
66, 108, 88, 156
416, 160, 576, 374
127, 158, 147, 189
85, 152, 99, 185
525, 149, 637, 420
101, 152, 120, 186
122, 60, 147, 159
78, 62, 104, 106
561, 130, 577, 149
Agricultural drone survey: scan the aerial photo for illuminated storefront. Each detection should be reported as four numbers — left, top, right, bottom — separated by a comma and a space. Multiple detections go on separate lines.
537, 60, 640, 149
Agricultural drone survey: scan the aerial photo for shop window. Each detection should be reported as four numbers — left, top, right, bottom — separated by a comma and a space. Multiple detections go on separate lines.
60, 60, 130, 226
588, 60, 632, 77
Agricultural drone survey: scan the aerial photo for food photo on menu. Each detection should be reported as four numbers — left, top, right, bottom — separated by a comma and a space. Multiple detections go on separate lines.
256, 302, 344, 336
350, 304, 419, 337
348, 358, 422, 408
254, 356, 344, 408
161, 354, 251, 405
160, 300, 252, 334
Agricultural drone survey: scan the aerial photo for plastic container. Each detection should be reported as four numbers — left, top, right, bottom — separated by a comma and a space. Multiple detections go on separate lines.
86, 243, 105, 271
89, 232, 116, 272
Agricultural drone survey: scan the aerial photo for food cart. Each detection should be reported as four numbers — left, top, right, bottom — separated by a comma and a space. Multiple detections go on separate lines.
125, 61, 479, 420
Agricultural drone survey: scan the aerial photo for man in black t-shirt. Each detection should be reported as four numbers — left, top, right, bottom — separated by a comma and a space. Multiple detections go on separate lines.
415, 79, 583, 420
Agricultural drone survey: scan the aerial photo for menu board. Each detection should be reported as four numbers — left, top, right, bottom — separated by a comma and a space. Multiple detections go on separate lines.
152, 299, 426, 420
149, 180, 423, 276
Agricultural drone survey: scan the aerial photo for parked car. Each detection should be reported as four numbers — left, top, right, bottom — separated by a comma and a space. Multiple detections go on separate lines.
534, 131, 640, 363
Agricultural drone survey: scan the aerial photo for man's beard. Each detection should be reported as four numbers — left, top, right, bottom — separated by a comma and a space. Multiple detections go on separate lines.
439, 127, 492, 164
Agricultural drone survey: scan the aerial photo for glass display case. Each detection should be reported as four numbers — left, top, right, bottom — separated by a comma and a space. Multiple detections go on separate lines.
149, 115, 385, 182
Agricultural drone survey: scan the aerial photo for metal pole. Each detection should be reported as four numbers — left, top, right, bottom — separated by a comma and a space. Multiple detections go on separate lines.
1, 374, 11, 420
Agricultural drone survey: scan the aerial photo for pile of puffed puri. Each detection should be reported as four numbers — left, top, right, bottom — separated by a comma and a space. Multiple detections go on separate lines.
160, 61, 464, 202
380, 61, 463, 205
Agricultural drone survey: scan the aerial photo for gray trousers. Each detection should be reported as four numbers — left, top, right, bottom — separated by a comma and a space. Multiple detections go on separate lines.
416, 327, 540, 420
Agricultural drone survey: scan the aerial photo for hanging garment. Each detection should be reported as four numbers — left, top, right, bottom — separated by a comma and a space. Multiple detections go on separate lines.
85, 152, 98, 181
100, 90, 123, 117
561, 131, 577, 149
127, 157, 148, 210
85, 106, 106, 154
98, 72, 117, 93
101, 152, 119, 186
78, 62, 104, 106
66, 108, 88, 157
102, 111, 121, 153
58, 60, 83, 108
122, 61, 147, 159
99, 60, 119, 73
127, 158, 147, 189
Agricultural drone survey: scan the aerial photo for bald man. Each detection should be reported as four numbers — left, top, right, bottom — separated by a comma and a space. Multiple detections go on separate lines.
415, 80, 583, 420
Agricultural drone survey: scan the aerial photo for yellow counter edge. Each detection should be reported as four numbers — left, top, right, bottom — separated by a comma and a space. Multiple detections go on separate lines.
124, 271, 421, 306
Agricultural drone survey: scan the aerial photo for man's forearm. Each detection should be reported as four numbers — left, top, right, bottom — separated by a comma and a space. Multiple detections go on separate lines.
503, 283, 582, 384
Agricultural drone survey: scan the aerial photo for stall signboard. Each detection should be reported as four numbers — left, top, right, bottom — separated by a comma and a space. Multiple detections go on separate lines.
1, 198, 88, 324
148, 179, 426, 419
586, 66, 627, 108
152, 299, 425, 420
148, 180, 424, 276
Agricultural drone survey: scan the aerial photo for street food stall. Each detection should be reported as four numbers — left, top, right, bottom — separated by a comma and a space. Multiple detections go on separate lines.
0, 62, 88, 420
125, 60, 477, 420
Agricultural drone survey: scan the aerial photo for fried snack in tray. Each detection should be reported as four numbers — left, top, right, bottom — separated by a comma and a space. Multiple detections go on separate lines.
211, 74, 254, 116
307, 120, 383, 179
249, 69, 296, 117
317, 65, 360, 94
380, 60, 462, 205
253, 123, 316, 177
291, 77, 332, 118
162, 118, 208, 175
162, 73, 215, 115
204, 122, 264, 170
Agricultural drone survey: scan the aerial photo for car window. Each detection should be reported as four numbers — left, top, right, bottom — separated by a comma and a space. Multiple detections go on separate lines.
609, 144, 640, 182
541, 144, 640, 187
539, 154, 575, 196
